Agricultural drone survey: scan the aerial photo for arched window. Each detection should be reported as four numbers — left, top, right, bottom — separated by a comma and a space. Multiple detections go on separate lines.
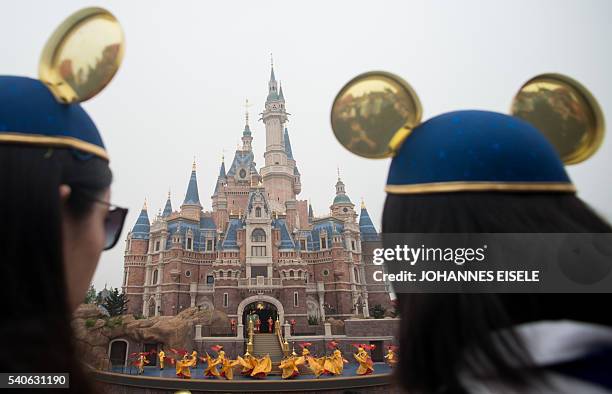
255, 207, 262, 217
152, 269, 159, 285
252, 228, 266, 242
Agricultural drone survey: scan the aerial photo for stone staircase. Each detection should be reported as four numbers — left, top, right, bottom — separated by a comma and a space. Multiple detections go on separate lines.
252, 333, 284, 363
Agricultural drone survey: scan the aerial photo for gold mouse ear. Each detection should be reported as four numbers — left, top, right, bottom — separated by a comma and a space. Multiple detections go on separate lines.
511, 73, 605, 165
39, 7, 125, 104
330, 71, 422, 159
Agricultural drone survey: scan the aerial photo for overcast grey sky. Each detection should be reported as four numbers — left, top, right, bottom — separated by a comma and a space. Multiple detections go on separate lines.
2, 0, 611, 290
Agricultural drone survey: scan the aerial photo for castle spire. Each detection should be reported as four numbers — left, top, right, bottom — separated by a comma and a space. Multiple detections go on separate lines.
359, 199, 378, 240
131, 198, 151, 239
183, 160, 201, 206
284, 127, 294, 159
162, 189, 173, 217
267, 54, 279, 102
278, 81, 285, 101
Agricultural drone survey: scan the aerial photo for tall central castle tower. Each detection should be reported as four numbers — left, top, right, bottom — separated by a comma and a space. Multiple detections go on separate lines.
260, 63, 301, 214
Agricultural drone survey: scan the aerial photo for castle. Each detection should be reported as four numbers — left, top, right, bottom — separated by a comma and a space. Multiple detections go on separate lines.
122, 64, 390, 335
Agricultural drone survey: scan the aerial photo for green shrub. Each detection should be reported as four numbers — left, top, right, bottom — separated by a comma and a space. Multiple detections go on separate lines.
85, 318, 96, 328
369, 304, 386, 319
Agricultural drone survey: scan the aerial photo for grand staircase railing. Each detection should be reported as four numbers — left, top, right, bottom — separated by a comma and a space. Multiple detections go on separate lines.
247, 319, 254, 354
275, 317, 289, 356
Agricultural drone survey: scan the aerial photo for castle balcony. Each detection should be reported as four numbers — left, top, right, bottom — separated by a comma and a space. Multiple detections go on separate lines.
306, 282, 325, 293
238, 277, 282, 290
189, 283, 214, 293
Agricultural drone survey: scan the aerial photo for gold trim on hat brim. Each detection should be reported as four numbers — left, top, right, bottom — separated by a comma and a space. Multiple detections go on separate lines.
0, 132, 109, 161
385, 181, 576, 194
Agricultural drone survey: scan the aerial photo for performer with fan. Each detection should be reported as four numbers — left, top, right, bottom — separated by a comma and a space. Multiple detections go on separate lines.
300, 342, 325, 377
384, 346, 398, 367
158, 349, 166, 370
279, 347, 306, 379
353, 344, 374, 376
250, 354, 273, 379
236, 350, 258, 376
135, 352, 150, 375
323, 341, 348, 375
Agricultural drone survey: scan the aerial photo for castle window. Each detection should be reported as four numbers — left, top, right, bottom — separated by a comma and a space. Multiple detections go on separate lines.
187, 237, 193, 250
251, 246, 266, 256
255, 207, 262, 217
219, 271, 224, 278
206, 275, 214, 284
123, 269, 128, 286
294, 292, 299, 307
351, 240, 356, 250
152, 269, 159, 285
322, 269, 330, 277
185, 270, 191, 278
251, 228, 266, 242
321, 237, 328, 249
354, 268, 360, 283
206, 239, 213, 251
300, 239, 306, 250
223, 293, 229, 307
155, 240, 160, 252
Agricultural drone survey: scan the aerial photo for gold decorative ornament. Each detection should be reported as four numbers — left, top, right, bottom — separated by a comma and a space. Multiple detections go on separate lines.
330, 71, 422, 159
511, 73, 605, 165
39, 7, 125, 103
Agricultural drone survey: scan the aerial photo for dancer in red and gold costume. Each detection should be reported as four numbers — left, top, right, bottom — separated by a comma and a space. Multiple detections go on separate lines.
236, 350, 257, 376
279, 347, 305, 379
250, 354, 272, 379
174, 349, 197, 379
384, 346, 398, 367
158, 349, 166, 370
300, 342, 324, 377
353, 344, 375, 375
132, 352, 150, 375
323, 341, 348, 375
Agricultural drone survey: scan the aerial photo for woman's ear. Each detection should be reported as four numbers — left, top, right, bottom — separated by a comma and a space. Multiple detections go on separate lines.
59, 184, 71, 203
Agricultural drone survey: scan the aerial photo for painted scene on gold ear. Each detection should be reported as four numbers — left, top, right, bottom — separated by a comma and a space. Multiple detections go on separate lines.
511, 73, 605, 165
39, 7, 125, 104
330, 71, 422, 159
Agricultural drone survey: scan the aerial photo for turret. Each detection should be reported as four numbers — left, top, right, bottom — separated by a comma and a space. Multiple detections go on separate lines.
180, 160, 202, 221
162, 190, 173, 218
330, 170, 357, 223
359, 199, 379, 241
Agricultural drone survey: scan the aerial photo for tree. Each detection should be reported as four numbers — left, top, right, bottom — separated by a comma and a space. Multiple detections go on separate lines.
84, 285, 97, 304
102, 287, 129, 317
369, 304, 386, 319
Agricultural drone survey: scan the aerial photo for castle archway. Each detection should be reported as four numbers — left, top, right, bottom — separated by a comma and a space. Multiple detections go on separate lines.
237, 295, 284, 335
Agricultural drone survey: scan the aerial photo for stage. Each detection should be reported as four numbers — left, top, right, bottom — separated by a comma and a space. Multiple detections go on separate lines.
92, 363, 397, 393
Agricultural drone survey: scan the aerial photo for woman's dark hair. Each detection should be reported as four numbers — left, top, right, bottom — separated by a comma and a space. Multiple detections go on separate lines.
383, 192, 612, 393
0, 145, 112, 393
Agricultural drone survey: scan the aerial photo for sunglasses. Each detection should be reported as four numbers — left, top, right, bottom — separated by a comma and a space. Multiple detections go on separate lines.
76, 190, 128, 250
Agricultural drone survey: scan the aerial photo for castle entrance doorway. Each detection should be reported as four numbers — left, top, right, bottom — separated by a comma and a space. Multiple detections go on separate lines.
243, 301, 278, 335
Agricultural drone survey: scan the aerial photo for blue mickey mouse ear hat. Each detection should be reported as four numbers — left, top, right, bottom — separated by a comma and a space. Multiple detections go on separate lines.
330, 71, 604, 194
0, 7, 125, 161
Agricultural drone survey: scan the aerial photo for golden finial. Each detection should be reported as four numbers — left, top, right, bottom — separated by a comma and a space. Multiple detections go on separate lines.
143, 197, 148, 210
361, 198, 366, 209
192, 156, 196, 171
245, 98, 251, 126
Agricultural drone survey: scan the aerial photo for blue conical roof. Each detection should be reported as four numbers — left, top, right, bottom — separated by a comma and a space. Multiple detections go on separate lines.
131, 202, 150, 239
284, 128, 294, 159
308, 203, 313, 222
162, 193, 172, 217
219, 160, 226, 177
359, 201, 378, 241
183, 164, 201, 205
